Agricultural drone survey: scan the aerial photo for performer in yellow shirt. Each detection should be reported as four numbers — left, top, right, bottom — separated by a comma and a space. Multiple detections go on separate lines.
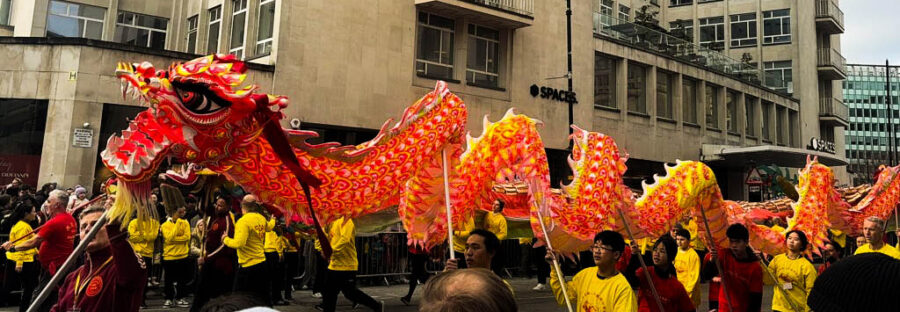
854, 216, 900, 259
264, 218, 288, 305
452, 216, 475, 269
161, 205, 192, 308
223, 195, 272, 305
764, 230, 817, 312
317, 217, 383, 312
546, 230, 637, 312
5, 201, 39, 312
128, 215, 160, 308
673, 228, 701, 308
484, 200, 508, 240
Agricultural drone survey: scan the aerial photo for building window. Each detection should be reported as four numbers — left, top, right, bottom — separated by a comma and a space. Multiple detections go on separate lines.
595, 0, 614, 34
114, 12, 168, 49
776, 106, 786, 144
595, 52, 617, 108
46, 0, 105, 40
0, 0, 10, 26
0, 99, 49, 187
467, 24, 501, 88
705, 84, 719, 129
730, 13, 757, 48
256, 0, 275, 56
230, 0, 249, 59
762, 101, 771, 140
618, 5, 630, 21
657, 70, 674, 119
670, 0, 692, 6
208, 6, 222, 54
764, 61, 792, 94
627, 62, 647, 114
186, 15, 198, 53
726, 91, 738, 133
745, 96, 756, 136
416, 12, 455, 80
699, 17, 725, 49
763, 9, 790, 44
683, 78, 698, 124
669, 19, 693, 41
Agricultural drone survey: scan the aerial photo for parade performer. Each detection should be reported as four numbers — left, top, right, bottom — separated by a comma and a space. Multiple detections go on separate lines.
263, 217, 287, 305
763, 230, 816, 312
191, 196, 238, 312
318, 216, 382, 312
546, 230, 637, 312
222, 198, 271, 305
635, 235, 695, 312
50, 207, 146, 312
484, 200, 508, 241
444, 229, 501, 273
127, 211, 160, 308
281, 227, 301, 301
3, 199, 39, 312
673, 229, 701, 308
854, 216, 900, 259
817, 241, 841, 275
702, 224, 763, 312
161, 204, 192, 307
451, 216, 475, 269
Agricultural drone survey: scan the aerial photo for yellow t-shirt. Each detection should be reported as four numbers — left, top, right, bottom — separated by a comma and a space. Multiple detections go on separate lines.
854, 243, 900, 260
682, 219, 706, 251
673, 247, 701, 308
550, 266, 637, 312
764, 254, 817, 312
223, 212, 268, 267
7, 221, 37, 266
264, 218, 281, 254
328, 217, 358, 271
128, 218, 160, 258
160, 218, 191, 260
484, 212, 508, 240
452, 217, 475, 253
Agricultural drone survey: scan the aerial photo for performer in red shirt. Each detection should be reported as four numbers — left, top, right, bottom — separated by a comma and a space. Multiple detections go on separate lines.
702, 224, 763, 312
817, 240, 841, 275
3, 190, 77, 312
51, 207, 147, 312
636, 235, 695, 312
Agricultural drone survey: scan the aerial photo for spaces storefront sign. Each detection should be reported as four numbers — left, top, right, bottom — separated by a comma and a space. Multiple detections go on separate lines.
530, 84, 577, 104
808, 137, 835, 154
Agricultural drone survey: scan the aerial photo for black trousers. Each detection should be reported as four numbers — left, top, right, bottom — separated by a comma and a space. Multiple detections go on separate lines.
2, 260, 39, 312
233, 261, 271, 306
265, 252, 284, 302
313, 254, 328, 294
322, 270, 380, 312
163, 258, 192, 300
140, 256, 153, 305
283, 252, 300, 298
533, 245, 549, 284
404, 253, 430, 299
191, 259, 237, 312
31, 267, 59, 312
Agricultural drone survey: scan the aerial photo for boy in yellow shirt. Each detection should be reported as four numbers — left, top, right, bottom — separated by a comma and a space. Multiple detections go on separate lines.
484, 200, 508, 240
161, 205, 191, 308
546, 230, 637, 312
673, 228, 701, 308
223, 197, 272, 305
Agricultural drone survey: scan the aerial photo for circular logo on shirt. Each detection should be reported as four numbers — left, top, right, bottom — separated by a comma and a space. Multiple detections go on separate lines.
86, 276, 103, 297
212, 223, 219, 231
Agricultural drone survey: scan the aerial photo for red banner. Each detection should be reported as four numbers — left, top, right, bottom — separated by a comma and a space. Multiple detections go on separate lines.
0, 154, 42, 187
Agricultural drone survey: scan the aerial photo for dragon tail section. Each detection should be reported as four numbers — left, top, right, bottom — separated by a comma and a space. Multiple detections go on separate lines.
847, 164, 900, 234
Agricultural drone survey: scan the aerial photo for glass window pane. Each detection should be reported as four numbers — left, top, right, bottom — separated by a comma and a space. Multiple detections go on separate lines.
47, 15, 80, 37
257, 1, 275, 41
418, 26, 441, 63
208, 23, 220, 53
49, 1, 67, 15
80, 5, 105, 20
231, 12, 246, 49
85, 20, 102, 40
150, 31, 166, 49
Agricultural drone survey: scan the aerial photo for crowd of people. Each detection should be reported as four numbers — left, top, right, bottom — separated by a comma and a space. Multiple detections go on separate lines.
0, 175, 899, 312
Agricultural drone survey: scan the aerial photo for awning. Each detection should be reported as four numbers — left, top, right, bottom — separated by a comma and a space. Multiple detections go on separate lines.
700, 144, 849, 168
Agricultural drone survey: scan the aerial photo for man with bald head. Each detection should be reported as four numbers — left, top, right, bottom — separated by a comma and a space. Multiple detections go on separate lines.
419, 268, 516, 312
854, 216, 900, 259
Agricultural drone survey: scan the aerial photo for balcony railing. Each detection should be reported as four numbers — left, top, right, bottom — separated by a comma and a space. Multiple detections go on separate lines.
817, 48, 847, 78
462, 0, 534, 16
815, 0, 844, 33
819, 97, 848, 125
593, 13, 789, 95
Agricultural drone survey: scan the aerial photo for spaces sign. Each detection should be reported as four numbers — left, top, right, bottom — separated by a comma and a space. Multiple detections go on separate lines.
530, 84, 577, 104
808, 137, 835, 154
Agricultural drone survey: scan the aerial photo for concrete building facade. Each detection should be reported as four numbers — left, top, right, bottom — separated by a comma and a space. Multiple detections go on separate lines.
0, 0, 847, 200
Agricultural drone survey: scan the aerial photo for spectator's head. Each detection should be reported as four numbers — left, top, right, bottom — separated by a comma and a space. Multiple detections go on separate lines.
74, 186, 87, 199
242, 194, 258, 204
39, 183, 55, 194
856, 235, 867, 247
725, 223, 750, 252
823, 241, 841, 261
47, 189, 69, 214
492, 199, 504, 213
785, 230, 809, 253
185, 195, 198, 211
651, 234, 678, 278
419, 268, 517, 312
669, 222, 683, 239
10, 197, 37, 223
79, 207, 109, 253
5, 185, 19, 198
214, 196, 230, 215
150, 193, 158, 204
65, 187, 74, 196
241, 201, 264, 215
466, 229, 500, 270
863, 216, 886, 245
199, 292, 269, 312
809, 253, 900, 312
10, 177, 22, 188
592, 230, 626, 267
674, 228, 691, 250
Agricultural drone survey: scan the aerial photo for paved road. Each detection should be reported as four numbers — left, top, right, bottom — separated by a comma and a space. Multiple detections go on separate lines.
2, 277, 775, 312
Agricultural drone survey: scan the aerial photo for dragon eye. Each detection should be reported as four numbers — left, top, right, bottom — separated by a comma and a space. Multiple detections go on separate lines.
175, 86, 225, 115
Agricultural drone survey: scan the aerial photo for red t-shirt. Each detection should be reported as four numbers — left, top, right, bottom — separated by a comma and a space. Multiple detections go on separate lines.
703, 253, 721, 302
38, 212, 77, 274
716, 249, 763, 312
636, 267, 695, 312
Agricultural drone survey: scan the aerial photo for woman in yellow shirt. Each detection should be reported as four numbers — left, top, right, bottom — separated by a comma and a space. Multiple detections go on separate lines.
3, 200, 39, 312
222, 199, 272, 305
765, 230, 817, 312
161, 205, 192, 308
484, 200, 508, 240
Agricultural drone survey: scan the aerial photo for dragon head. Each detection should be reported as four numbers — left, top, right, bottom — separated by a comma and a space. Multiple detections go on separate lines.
102, 54, 285, 222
